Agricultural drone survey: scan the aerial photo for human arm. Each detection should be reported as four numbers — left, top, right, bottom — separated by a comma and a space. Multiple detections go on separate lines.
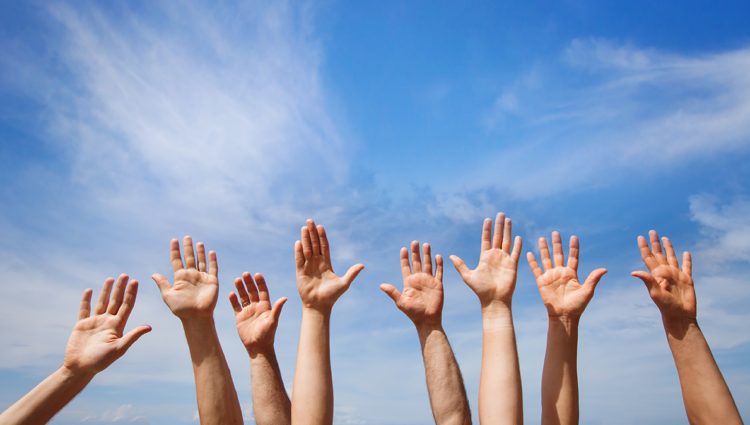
632, 231, 742, 425
450, 213, 523, 425
152, 237, 243, 425
230, 272, 290, 425
381, 241, 472, 425
527, 232, 607, 425
0, 274, 151, 425
292, 220, 364, 425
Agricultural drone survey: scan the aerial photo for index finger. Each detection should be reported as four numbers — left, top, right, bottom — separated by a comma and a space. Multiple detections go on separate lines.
400, 247, 412, 278
492, 213, 505, 249
183, 236, 196, 270
116, 280, 140, 325
567, 236, 580, 273
552, 231, 564, 268
170, 239, 184, 272
638, 235, 659, 270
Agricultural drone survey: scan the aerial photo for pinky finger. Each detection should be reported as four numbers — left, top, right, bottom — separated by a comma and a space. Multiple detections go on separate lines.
682, 251, 692, 277
229, 292, 242, 315
79, 289, 93, 320
527, 252, 543, 279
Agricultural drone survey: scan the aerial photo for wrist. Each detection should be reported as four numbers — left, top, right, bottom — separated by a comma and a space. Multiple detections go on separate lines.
58, 365, 96, 383
247, 344, 276, 360
662, 315, 699, 334
482, 301, 513, 318
180, 315, 216, 329
414, 319, 443, 335
302, 305, 332, 318
548, 315, 580, 331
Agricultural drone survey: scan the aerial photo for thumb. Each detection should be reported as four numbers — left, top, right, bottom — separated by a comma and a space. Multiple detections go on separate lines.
631, 270, 658, 290
151, 274, 171, 296
380, 284, 402, 304
271, 297, 288, 323
583, 268, 608, 291
449, 255, 471, 281
342, 264, 365, 286
118, 325, 152, 352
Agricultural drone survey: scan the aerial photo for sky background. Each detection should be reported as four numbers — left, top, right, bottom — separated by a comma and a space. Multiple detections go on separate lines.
1, 1, 749, 424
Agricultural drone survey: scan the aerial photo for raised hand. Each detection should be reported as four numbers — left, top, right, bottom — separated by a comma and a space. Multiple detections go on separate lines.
230, 272, 287, 356
152, 237, 219, 320
295, 219, 364, 312
381, 241, 444, 326
451, 212, 522, 309
631, 230, 696, 319
527, 232, 607, 318
64, 274, 151, 377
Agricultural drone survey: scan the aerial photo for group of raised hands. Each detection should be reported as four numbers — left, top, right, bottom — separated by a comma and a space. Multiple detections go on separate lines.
0, 215, 743, 425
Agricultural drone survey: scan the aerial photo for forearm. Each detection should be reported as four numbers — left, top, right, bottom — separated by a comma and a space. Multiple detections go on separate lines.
249, 348, 291, 425
417, 322, 472, 425
541, 317, 579, 425
479, 305, 523, 425
292, 308, 333, 425
182, 317, 243, 425
663, 317, 742, 425
0, 367, 92, 425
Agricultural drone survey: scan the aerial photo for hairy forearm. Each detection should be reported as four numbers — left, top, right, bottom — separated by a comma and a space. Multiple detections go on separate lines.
541, 317, 579, 425
417, 323, 472, 425
663, 317, 742, 425
480, 305, 523, 425
182, 317, 243, 425
292, 308, 333, 425
0, 366, 92, 425
249, 348, 291, 425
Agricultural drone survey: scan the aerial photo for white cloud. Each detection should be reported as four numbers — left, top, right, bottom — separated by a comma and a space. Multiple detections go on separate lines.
689, 193, 750, 264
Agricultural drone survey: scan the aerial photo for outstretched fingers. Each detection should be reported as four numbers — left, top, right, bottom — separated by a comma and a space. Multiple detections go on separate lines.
236, 274, 255, 303
631, 270, 659, 291
106, 274, 129, 315
527, 252, 544, 279
492, 213, 505, 249
152, 274, 172, 296
649, 230, 664, 258
502, 217, 513, 254
342, 264, 364, 286
481, 218, 492, 251
116, 280, 140, 325
208, 251, 218, 277
78, 289, 93, 320
183, 236, 196, 270
295, 240, 305, 270
117, 325, 152, 353
637, 236, 660, 270
567, 236, 580, 273
662, 237, 679, 268
411, 241, 422, 273
552, 231, 564, 268
423, 243, 433, 276
539, 237, 553, 271
271, 297, 287, 322
400, 247, 412, 278
435, 254, 443, 282
196, 242, 207, 272
510, 236, 523, 262
380, 283, 402, 304
682, 251, 692, 277
94, 278, 115, 315
450, 255, 471, 281
254, 273, 271, 302
583, 268, 608, 291
306, 219, 321, 256
170, 239, 184, 272
229, 292, 243, 315
318, 225, 331, 260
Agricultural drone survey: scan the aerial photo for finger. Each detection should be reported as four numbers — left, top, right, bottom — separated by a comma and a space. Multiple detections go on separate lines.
435, 254, 443, 282
78, 289, 93, 320
307, 219, 321, 256
423, 243, 433, 276
631, 270, 659, 291
380, 283, 402, 304
682, 251, 692, 277
527, 252, 543, 279
342, 264, 364, 286
106, 274, 129, 315
229, 292, 242, 315
295, 240, 305, 270
94, 278, 115, 315
567, 236, 580, 273
637, 236, 659, 270
662, 237, 679, 268
502, 217, 513, 254
151, 274, 172, 296
583, 268, 608, 292
552, 231, 564, 268
170, 239, 184, 272
196, 242, 207, 272
116, 280, 140, 324
411, 240, 422, 273
318, 225, 331, 261
510, 236, 523, 263
183, 236, 196, 270
234, 277, 252, 305
400, 247, 412, 278
271, 297, 287, 323
208, 251, 218, 277
255, 273, 271, 302
118, 325, 152, 353
450, 255, 471, 281
481, 218, 492, 251
301, 227, 313, 260
649, 230, 664, 257
492, 213, 505, 249
539, 237, 553, 272
242, 272, 260, 303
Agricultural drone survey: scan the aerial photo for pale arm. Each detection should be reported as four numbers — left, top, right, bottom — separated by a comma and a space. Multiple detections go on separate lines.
152, 237, 243, 425
0, 275, 151, 425
230, 272, 291, 425
382, 241, 471, 425
633, 231, 742, 425
451, 213, 523, 424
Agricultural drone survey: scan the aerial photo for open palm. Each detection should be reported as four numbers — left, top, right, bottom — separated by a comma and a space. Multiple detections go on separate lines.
528, 232, 607, 318
632, 231, 696, 319
230, 272, 287, 354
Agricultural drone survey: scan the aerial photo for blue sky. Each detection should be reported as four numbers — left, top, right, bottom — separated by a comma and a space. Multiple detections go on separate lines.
1, 1, 749, 424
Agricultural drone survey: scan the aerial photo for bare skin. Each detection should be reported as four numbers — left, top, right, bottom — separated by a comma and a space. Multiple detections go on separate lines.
382, 241, 472, 425
632, 230, 743, 425
230, 272, 290, 425
292, 219, 364, 425
152, 237, 243, 425
527, 232, 607, 425
0, 274, 151, 425
451, 213, 523, 425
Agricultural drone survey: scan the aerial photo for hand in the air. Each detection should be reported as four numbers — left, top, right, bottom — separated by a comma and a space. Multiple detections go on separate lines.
230, 272, 287, 355
527, 232, 607, 319
632, 230, 696, 319
152, 237, 219, 320
63, 274, 151, 377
